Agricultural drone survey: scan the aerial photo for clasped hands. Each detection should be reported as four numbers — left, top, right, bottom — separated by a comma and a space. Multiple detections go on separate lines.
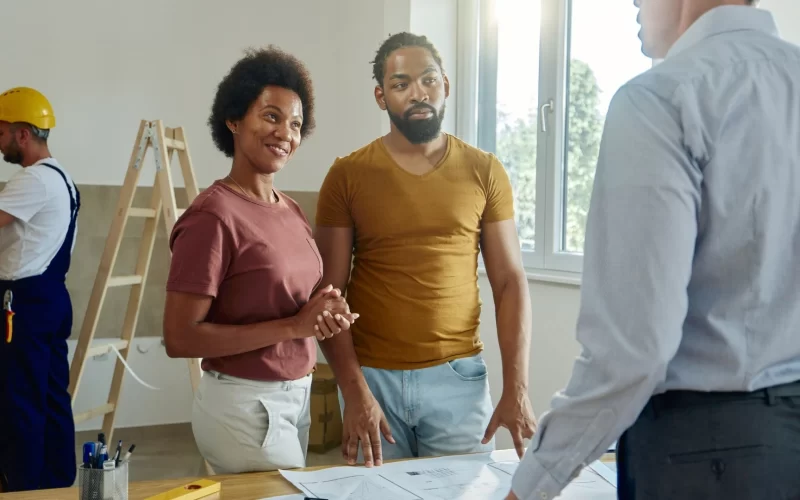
295, 284, 358, 341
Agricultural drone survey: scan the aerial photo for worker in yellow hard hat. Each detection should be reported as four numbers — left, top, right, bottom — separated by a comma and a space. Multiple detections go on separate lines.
0, 87, 80, 492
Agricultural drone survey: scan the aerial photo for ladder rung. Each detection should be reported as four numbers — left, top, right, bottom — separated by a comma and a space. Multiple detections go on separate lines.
128, 207, 156, 218
74, 403, 115, 424
107, 275, 143, 288
163, 137, 186, 150
86, 340, 130, 358
129, 208, 184, 219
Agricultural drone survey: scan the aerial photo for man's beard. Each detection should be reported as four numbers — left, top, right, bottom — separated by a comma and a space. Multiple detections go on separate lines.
2, 140, 22, 165
387, 102, 446, 144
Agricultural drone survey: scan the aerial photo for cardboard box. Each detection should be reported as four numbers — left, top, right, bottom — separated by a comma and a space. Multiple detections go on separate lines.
308, 363, 343, 454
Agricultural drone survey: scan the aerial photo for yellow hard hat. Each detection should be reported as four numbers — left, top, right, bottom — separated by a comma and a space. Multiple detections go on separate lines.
0, 87, 56, 129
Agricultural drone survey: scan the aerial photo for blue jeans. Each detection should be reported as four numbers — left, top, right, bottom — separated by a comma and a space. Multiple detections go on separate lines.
339, 353, 496, 461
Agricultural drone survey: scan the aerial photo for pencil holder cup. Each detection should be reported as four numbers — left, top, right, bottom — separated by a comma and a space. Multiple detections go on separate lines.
77, 461, 128, 500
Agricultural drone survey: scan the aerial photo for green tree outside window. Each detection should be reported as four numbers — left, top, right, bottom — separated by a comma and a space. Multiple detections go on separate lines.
495, 59, 604, 254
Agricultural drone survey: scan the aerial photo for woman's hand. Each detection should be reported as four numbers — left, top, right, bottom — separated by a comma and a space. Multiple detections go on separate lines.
294, 285, 358, 340
314, 287, 357, 341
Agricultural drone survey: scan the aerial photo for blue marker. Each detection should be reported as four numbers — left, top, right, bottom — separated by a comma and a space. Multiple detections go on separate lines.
95, 445, 107, 469
82, 442, 96, 468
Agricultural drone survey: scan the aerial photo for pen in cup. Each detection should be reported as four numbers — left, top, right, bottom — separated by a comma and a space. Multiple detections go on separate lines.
122, 444, 136, 463
113, 440, 122, 466
95, 445, 108, 469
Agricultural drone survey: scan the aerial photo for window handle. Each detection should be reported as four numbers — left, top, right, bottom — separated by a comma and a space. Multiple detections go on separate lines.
540, 98, 554, 132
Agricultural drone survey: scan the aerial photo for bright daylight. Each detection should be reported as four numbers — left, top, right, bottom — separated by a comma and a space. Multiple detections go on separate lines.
496, 0, 651, 253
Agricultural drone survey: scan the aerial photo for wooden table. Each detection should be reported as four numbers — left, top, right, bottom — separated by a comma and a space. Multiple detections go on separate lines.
0, 468, 303, 500
0, 452, 617, 499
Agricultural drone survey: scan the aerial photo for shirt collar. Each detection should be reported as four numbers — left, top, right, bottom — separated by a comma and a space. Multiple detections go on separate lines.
32, 157, 58, 167
666, 5, 780, 59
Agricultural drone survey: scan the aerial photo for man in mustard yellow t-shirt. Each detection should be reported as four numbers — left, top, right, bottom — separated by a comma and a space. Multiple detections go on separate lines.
314, 32, 536, 467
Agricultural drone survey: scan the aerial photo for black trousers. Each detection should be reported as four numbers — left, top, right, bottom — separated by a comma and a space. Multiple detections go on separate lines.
616, 380, 800, 500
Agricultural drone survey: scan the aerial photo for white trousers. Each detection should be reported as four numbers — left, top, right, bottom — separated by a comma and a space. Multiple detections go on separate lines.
191, 370, 312, 474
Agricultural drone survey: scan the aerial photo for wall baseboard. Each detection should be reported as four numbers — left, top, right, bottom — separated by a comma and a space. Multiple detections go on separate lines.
67, 337, 194, 432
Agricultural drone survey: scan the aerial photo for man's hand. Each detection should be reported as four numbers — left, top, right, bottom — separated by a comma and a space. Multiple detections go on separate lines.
342, 389, 395, 467
504, 491, 519, 500
482, 388, 537, 458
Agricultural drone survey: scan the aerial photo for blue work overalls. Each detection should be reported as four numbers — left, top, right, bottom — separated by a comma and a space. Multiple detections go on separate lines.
0, 163, 80, 492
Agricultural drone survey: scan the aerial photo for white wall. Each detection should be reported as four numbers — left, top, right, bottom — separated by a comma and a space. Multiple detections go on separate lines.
0, 0, 390, 189
761, 0, 800, 46
69, 338, 194, 432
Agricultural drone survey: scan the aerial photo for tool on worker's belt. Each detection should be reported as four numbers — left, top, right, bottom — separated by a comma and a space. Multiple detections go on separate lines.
4, 289, 13, 343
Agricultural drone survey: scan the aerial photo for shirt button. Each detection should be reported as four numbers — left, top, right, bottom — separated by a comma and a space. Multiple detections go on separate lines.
540, 493, 548, 499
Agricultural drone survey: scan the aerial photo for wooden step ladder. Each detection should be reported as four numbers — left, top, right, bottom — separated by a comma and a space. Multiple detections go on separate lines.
67, 119, 203, 445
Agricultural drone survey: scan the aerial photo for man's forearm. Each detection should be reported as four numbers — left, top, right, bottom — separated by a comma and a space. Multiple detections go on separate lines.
495, 272, 532, 393
314, 225, 368, 402
319, 332, 369, 401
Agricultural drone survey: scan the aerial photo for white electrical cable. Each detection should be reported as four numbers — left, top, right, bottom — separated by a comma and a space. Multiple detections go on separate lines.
109, 344, 161, 390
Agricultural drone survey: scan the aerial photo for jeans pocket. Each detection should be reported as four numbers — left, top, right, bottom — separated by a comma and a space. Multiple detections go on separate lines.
446, 354, 488, 381
258, 397, 278, 449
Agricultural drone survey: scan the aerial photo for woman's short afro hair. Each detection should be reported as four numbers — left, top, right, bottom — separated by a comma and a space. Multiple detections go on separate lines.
208, 45, 316, 157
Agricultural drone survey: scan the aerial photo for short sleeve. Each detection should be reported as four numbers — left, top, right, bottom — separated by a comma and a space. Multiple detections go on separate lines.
482, 155, 515, 222
166, 211, 232, 298
0, 169, 49, 222
315, 161, 354, 228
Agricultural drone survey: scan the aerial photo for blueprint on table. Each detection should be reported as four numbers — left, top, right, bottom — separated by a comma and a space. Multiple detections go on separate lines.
279, 449, 616, 499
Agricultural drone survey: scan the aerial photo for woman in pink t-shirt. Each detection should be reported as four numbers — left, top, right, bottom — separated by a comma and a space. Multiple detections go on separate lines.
163, 46, 356, 474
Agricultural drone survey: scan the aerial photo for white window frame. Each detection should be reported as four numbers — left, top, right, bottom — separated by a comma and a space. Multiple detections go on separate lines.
541, 0, 583, 274
456, 0, 584, 281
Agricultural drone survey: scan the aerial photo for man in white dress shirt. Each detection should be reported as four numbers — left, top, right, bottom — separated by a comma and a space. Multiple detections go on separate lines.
508, 1, 800, 499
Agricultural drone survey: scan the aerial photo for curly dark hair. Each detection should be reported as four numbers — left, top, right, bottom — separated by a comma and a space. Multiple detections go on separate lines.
208, 45, 316, 157
371, 32, 444, 86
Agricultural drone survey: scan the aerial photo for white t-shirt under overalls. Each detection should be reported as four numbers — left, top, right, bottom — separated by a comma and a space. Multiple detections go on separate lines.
0, 158, 78, 280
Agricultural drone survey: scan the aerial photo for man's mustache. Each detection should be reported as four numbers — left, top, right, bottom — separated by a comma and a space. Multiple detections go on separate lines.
404, 104, 437, 119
